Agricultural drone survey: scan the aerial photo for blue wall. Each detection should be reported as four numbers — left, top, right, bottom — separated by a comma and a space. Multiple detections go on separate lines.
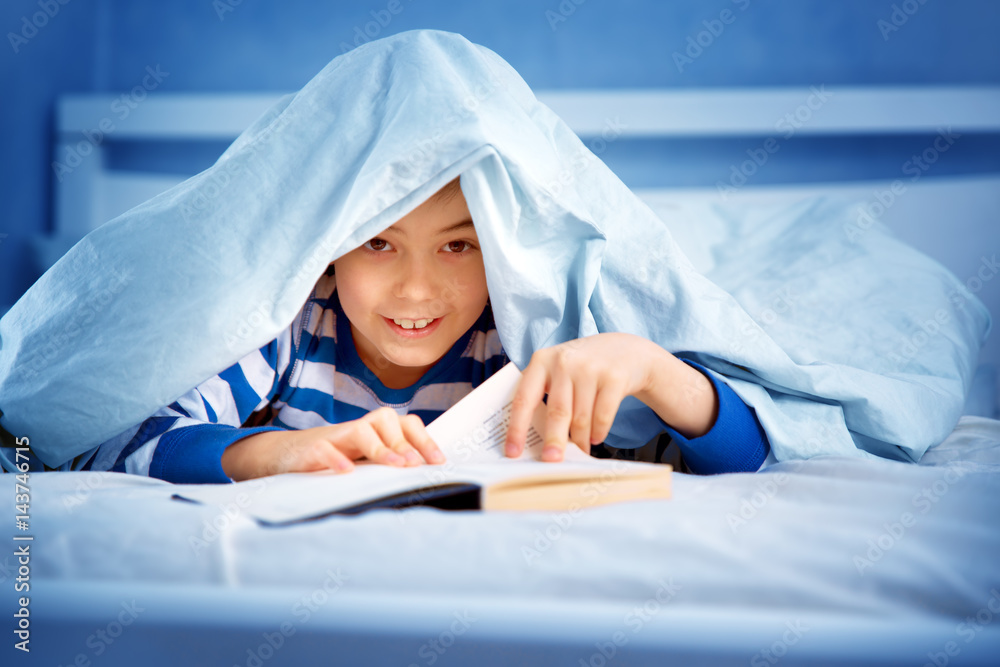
2, 0, 999, 308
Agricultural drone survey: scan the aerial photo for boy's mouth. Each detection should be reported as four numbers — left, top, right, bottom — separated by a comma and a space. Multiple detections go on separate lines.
384, 316, 443, 338
392, 317, 436, 330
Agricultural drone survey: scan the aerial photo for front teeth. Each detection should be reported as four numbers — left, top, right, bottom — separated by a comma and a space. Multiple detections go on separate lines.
393, 318, 434, 330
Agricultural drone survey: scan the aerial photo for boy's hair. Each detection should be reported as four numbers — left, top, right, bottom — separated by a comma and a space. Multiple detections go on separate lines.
432, 177, 462, 204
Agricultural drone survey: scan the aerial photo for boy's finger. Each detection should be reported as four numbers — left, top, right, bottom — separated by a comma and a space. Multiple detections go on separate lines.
401, 414, 445, 464
590, 379, 626, 445
354, 420, 407, 467
321, 443, 356, 474
281, 434, 355, 474
542, 372, 574, 462
568, 374, 598, 455
367, 412, 424, 466
506, 362, 547, 458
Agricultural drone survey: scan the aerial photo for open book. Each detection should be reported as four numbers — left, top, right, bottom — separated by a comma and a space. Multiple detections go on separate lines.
174, 363, 672, 524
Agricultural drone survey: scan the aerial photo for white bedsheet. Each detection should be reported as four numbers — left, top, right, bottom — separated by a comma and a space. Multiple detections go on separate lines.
11, 416, 1000, 665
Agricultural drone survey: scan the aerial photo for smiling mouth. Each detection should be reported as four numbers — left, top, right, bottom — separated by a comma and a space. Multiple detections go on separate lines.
383, 315, 447, 339
391, 317, 437, 330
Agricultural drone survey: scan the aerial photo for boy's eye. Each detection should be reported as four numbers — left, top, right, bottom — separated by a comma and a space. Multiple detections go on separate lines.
364, 238, 391, 252
443, 241, 473, 253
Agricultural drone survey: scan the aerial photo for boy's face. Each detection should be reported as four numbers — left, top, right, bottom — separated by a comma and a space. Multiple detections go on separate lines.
333, 181, 490, 389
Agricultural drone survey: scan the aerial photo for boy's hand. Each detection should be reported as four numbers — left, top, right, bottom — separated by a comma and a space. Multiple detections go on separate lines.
221, 408, 445, 481
504, 333, 718, 462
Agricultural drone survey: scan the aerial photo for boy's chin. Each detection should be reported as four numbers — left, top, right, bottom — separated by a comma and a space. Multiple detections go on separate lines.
378, 347, 446, 371
389, 353, 442, 369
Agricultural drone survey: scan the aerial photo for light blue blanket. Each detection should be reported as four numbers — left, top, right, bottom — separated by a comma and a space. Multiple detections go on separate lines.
0, 30, 990, 467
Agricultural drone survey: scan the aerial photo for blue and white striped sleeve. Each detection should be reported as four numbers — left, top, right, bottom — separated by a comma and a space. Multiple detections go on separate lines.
104, 330, 292, 483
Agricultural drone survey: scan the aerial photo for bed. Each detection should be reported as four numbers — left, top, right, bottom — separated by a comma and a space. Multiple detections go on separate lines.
7, 85, 1000, 666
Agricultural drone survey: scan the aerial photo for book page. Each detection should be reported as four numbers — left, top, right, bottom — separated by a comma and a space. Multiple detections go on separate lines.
425, 362, 591, 464
424, 362, 536, 462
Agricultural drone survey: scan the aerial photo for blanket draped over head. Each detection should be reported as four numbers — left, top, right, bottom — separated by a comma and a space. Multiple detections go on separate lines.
0, 30, 990, 468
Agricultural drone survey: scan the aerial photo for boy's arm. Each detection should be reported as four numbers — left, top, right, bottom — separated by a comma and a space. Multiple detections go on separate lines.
100, 333, 290, 483
102, 332, 444, 483
505, 332, 770, 474
633, 352, 719, 440
644, 359, 770, 474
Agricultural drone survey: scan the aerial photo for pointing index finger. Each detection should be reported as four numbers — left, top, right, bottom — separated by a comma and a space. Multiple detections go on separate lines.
401, 414, 445, 464
505, 362, 547, 458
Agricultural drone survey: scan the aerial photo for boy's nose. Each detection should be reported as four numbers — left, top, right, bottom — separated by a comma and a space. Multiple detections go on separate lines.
394, 259, 441, 302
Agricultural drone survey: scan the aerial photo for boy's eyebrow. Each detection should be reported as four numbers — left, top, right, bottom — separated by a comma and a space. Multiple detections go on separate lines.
383, 219, 475, 237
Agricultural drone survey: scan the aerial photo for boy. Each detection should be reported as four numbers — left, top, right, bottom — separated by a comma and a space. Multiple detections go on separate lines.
90, 178, 769, 483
